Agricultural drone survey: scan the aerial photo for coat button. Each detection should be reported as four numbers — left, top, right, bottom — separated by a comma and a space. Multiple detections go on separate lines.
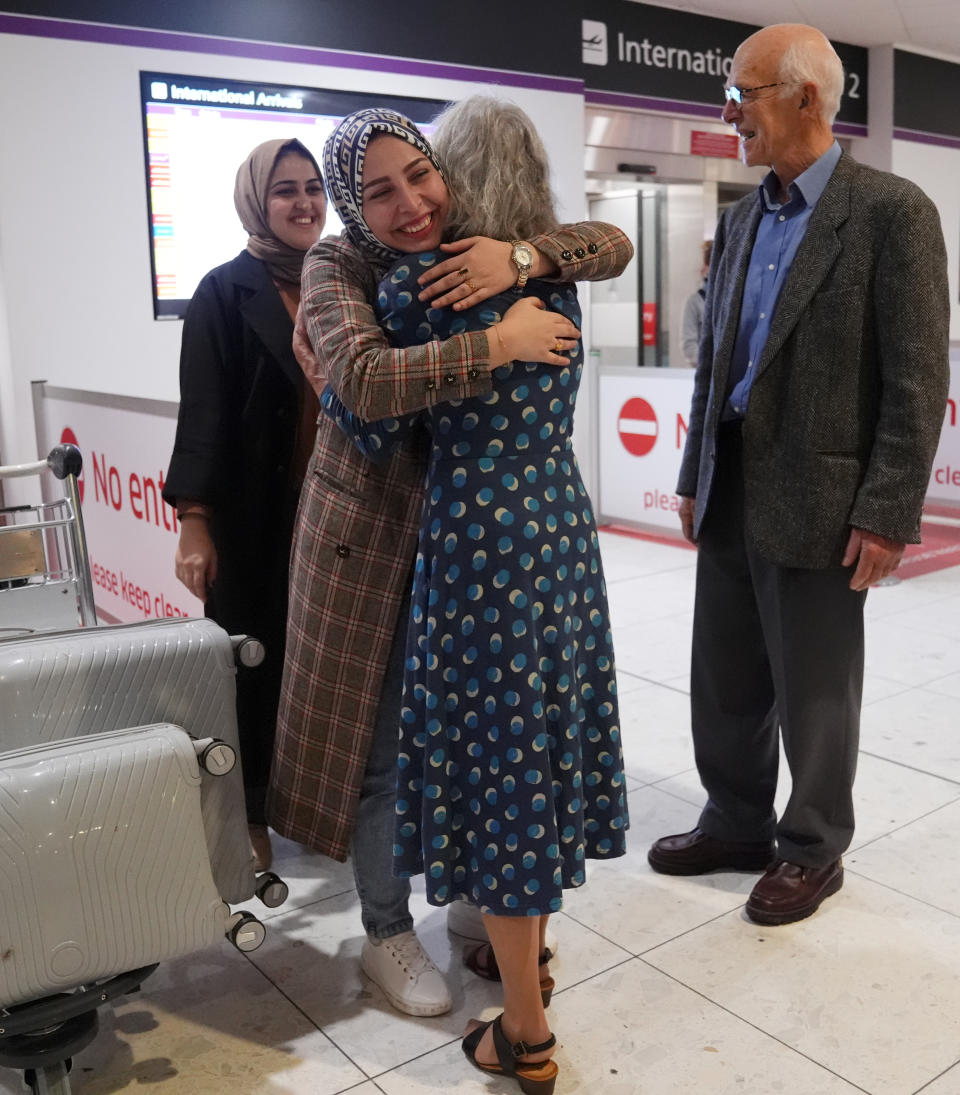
574, 247, 586, 259
467, 367, 480, 379
424, 379, 436, 391
587, 242, 599, 254
335, 544, 350, 558
560, 249, 573, 261
443, 373, 457, 385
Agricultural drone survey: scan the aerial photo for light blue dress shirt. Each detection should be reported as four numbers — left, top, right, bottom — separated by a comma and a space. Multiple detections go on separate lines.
723, 141, 842, 419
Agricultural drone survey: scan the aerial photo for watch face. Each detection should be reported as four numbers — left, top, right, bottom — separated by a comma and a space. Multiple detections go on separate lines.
514, 244, 534, 268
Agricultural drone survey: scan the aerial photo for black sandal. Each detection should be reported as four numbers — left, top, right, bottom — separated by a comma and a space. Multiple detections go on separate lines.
461, 1013, 558, 1095
463, 944, 556, 1006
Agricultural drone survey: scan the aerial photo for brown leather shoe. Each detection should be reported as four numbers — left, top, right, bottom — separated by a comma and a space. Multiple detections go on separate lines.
648, 827, 775, 876
745, 858, 843, 925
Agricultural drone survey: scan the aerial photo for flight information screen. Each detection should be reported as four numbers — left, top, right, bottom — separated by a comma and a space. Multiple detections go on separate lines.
140, 72, 445, 318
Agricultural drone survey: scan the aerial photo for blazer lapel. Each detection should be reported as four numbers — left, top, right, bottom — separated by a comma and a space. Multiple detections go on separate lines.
234, 253, 303, 392
753, 154, 853, 380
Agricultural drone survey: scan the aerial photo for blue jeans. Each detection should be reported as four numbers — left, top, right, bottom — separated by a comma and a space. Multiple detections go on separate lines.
351, 590, 413, 940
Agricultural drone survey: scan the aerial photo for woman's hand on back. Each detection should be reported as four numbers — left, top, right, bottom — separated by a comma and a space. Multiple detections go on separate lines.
491, 297, 580, 369
417, 237, 515, 309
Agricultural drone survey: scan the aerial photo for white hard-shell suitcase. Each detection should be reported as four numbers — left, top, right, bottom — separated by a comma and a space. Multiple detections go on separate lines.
0, 617, 258, 903
0, 724, 227, 1010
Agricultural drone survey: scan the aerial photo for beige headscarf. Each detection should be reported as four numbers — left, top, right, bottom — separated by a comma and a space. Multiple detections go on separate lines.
233, 138, 322, 285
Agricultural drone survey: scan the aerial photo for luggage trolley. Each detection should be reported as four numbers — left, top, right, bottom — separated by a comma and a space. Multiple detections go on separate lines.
0, 447, 288, 1094
0, 444, 97, 633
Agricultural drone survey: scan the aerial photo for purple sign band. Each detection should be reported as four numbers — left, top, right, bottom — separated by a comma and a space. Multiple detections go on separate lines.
894, 127, 960, 151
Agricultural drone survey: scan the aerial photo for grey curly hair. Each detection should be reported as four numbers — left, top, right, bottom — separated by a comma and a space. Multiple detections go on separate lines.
431, 95, 559, 241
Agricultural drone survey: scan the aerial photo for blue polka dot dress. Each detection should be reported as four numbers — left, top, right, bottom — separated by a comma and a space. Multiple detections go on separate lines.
378, 253, 628, 916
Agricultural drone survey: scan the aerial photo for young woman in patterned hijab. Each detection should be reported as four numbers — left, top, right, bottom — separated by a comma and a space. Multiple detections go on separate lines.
270, 109, 632, 1092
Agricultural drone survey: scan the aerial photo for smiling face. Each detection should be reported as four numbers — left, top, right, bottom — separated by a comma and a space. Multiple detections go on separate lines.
721, 26, 833, 191
265, 152, 326, 250
360, 135, 449, 253
722, 40, 802, 173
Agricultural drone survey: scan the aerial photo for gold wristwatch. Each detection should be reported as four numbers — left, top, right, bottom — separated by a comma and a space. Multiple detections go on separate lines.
510, 240, 535, 290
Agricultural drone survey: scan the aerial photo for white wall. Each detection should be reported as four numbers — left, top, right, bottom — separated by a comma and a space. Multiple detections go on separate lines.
854, 45, 893, 172
0, 31, 591, 489
588, 193, 638, 360
664, 183, 705, 369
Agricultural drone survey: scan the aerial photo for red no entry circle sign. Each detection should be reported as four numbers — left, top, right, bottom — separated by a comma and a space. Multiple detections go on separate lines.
618, 398, 658, 456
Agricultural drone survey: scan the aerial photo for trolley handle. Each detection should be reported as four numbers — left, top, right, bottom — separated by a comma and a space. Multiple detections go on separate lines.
0, 444, 83, 481
47, 443, 83, 481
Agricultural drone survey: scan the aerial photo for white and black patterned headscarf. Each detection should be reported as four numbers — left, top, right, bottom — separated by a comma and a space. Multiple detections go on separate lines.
322, 108, 445, 266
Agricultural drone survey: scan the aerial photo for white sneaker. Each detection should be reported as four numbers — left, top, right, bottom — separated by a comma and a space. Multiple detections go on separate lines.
360, 931, 452, 1017
446, 899, 559, 957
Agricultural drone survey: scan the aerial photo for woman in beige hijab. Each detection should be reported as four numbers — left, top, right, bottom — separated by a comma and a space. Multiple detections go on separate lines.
163, 138, 325, 871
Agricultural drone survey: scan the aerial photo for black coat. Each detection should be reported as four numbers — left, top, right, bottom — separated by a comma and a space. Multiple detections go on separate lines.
164, 251, 314, 813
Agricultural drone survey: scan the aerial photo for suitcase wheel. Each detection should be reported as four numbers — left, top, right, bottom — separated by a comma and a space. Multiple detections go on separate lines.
195, 738, 237, 776
231, 636, 265, 668
226, 911, 266, 953
255, 872, 289, 909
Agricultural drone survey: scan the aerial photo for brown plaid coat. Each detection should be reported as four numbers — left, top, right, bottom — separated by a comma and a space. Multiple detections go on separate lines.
268, 223, 634, 860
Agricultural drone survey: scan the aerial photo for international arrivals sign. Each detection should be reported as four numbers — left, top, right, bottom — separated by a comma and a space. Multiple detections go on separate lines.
581, 1, 868, 133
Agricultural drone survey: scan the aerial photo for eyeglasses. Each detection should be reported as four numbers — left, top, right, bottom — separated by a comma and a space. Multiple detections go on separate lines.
722, 82, 788, 104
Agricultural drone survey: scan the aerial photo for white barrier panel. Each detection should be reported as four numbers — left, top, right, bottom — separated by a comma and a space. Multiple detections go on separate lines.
599, 360, 960, 531
928, 360, 960, 505
598, 370, 694, 533
33, 385, 202, 624
30, 359, 960, 625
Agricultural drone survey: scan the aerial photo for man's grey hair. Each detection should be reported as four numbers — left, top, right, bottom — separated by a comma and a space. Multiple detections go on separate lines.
778, 35, 844, 125
431, 95, 559, 241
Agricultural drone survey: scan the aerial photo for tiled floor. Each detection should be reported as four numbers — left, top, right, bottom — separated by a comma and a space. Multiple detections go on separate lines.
5, 532, 960, 1095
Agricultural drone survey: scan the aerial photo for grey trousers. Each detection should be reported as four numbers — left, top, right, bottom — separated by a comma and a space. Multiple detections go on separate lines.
351, 588, 414, 940
691, 424, 867, 867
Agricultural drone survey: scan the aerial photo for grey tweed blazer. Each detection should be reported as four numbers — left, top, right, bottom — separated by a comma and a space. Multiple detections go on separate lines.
678, 151, 950, 569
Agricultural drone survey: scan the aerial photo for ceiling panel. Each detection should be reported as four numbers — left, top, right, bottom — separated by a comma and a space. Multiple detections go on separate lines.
638, 0, 960, 57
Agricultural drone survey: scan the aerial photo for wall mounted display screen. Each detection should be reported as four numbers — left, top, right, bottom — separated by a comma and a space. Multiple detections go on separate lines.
140, 72, 447, 319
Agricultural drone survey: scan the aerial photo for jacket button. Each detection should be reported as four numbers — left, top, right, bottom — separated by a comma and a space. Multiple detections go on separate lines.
467, 367, 480, 379
335, 544, 350, 558
424, 379, 436, 391
587, 242, 599, 254
574, 247, 586, 258
560, 249, 573, 261
443, 373, 457, 385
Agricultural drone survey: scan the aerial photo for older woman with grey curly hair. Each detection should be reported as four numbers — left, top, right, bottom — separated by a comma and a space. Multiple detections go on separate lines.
433, 96, 560, 243
317, 96, 630, 1095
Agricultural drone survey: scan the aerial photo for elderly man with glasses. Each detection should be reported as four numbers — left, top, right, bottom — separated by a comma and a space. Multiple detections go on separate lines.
647, 23, 949, 924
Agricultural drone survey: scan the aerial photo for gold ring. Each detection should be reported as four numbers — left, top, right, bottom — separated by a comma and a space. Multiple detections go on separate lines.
554, 339, 564, 353
466, 280, 478, 293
